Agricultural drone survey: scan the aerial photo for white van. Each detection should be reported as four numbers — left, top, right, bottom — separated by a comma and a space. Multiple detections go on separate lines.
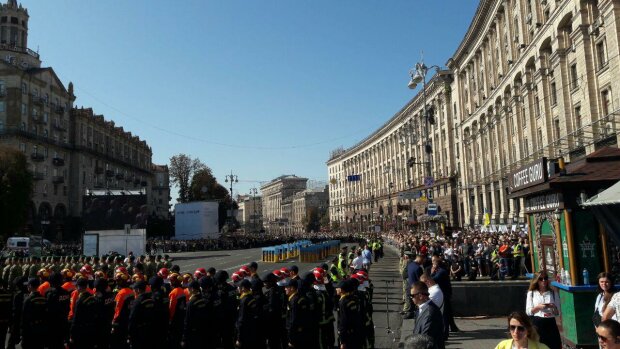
6, 237, 51, 252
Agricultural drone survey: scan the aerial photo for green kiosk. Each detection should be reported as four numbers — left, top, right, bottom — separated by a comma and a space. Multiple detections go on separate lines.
509, 147, 620, 349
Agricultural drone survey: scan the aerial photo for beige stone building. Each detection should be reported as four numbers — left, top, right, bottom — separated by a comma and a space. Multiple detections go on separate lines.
236, 194, 263, 232
151, 164, 171, 220
291, 188, 329, 233
260, 175, 307, 233
0, 0, 166, 239
328, 0, 620, 229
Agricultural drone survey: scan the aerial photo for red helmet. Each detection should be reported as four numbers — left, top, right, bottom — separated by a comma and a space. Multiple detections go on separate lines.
239, 265, 251, 274
72, 272, 84, 281
272, 269, 284, 279
231, 272, 243, 283
94, 271, 107, 280
115, 266, 128, 275
279, 267, 290, 277
237, 269, 248, 278
194, 268, 207, 279
157, 268, 169, 279
37, 268, 51, 280
80, 264, 93, 275
350, 273, 361, 281
356, 270, 368, 281
312, 268, 326, 284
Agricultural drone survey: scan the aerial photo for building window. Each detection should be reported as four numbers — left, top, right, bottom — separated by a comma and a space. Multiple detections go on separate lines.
570, 64, 579, 90
20, 122, 25, 130
21, 103, 26, 115
537, 128, 543, 149
43, 112, 48, 123
534, 96, 541, 118
19, 142, 25, 152
0, 101, 5, 112
21, 82, 27, 94
554, 119, 561, 142
597, 39, 608, 70
601, 89, 611, 116
550, 82, 557, 106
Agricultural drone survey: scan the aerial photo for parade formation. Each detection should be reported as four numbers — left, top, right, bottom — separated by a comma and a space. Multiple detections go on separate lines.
0, 239, 384, 349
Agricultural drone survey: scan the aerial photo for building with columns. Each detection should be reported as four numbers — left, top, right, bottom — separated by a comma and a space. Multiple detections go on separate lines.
327, 0, 620, 229
260, 175, 307, 233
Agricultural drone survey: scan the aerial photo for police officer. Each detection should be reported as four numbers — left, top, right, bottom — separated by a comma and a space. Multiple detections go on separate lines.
285, 279, 311, 349
69, 278, 97, 349
128, 280, 156, 349
199, 276, 220, 349
337, 279, 363, 349
313, 268, 335, 349
236, 279, 260, 349
338, 247, 348, 278
148, 276, 169, 349
46, 272, 71, 349
262, 272, 287, 349
182, 280, 209, 349
21, 278, 48, 349
7, 276, 27, 349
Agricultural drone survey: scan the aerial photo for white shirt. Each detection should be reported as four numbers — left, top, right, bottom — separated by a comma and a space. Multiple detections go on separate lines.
526, 290, 560, 317
351, 256, 364, 270
605, 293, 620, 320
428, 284, 444, 314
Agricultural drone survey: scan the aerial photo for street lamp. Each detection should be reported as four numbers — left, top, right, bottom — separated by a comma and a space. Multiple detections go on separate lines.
408, 61, 446, 203
249, 187, 259, 233
224, 170, 238, 230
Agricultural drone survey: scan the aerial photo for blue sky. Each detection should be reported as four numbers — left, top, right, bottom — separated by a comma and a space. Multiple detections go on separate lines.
25, 0, 478, 201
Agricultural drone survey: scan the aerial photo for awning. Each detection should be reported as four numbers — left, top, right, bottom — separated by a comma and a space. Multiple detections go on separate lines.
583, 180, 620, 206
583, 180, 620, 246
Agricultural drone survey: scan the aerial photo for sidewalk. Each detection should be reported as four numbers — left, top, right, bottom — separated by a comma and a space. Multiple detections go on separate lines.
400, 316, 507, 348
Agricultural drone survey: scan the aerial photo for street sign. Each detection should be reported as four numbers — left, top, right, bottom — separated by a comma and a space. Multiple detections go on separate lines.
424, 176, 434, 187
428, 203, 438, 216
398, 191, 421, 200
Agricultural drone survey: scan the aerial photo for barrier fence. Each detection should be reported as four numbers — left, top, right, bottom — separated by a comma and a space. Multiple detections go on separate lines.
299, 240, 340, 263
261, 240, 312, 263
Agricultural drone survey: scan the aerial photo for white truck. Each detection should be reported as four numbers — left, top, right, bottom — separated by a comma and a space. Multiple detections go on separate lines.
174, 201, 220, 240
82, 227, 146, 257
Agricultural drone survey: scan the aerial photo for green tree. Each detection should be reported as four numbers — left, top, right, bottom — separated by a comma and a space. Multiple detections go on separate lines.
189, 167, 229, 201
169, 154, 205, 203
0, 146, 33, 238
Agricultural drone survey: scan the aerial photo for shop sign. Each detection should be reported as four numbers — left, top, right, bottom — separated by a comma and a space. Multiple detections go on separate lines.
509, 157, 548, 192
524, 192, 562, 213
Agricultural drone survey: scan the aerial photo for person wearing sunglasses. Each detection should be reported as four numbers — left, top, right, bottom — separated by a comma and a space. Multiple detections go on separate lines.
526, 271, 561, 349
494, 311, 549, 349
597, 319, 620, 349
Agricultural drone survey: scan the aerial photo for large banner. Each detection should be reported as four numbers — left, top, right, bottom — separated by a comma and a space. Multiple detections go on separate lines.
82, 193, 148, 230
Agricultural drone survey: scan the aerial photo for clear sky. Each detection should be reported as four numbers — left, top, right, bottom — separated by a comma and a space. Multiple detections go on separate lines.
24, 0, 479, 201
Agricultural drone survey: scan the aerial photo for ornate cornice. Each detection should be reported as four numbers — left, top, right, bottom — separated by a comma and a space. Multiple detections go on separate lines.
447, 0, 497, 69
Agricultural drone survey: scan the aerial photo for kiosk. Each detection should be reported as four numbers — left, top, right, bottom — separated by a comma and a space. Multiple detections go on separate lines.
509, 148, 620, 349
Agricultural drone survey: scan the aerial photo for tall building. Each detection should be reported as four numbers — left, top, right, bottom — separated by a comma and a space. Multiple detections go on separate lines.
151, 164, 171, 220
328, 0, 620, 229
260, 175, 307, 233
0, 0, 167, 239
292, 188, 329, 233
237, 194, 263, 232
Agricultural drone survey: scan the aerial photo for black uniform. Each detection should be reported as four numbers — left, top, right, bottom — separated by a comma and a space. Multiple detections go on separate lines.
216, 283, 238, 349
46, 286, 71, 349
315, 286, 335, 349
168, 287, 187, 349
356, 288, 374, 349
264, 286, 287, 349
286, 291, 311, 349
70, 291, 98, 349
21, 291, 48, 349
0, 287, 12, 349
7, 288, 25, 349
94, 289, 115, 349
182, 292, 210, 349
128, 292, 156, 349
236, 292, 260, 349
338, 293, 363, 349
150, 287, 170, 349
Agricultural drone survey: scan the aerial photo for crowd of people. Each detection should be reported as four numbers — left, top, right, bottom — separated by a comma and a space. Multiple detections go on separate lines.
385, 227, 530, 281
0, 237, 385, 349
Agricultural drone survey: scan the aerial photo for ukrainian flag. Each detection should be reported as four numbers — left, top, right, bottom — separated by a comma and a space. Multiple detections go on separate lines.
483, 208, 491, 226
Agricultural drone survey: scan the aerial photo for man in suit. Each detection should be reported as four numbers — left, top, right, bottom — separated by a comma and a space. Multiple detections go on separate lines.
404, 255, 423, 319
410, 281, 445, 349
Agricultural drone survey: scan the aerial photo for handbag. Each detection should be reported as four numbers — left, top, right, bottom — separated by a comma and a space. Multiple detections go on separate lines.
593, 311, 602, 327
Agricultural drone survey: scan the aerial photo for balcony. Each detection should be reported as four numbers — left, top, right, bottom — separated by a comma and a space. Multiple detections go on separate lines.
52, 157, 65, 166
52, 176, 64, 184
95, 167, 104, 175
105, 170, 115, 178
32, 171, 45, 180
54, 106, 65, 115
30, 152, 45, 161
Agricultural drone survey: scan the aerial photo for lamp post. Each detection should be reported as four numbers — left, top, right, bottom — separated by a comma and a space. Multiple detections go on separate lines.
224, 170, 238, 230
249, 187, 258, 233
408, 61, 444, 203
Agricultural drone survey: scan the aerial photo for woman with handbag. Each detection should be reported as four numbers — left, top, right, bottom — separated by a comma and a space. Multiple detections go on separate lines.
596, 272, 616, 325
526, 271, 562, 349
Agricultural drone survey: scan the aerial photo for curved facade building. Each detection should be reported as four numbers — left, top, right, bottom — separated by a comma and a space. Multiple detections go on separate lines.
328, 0, 620, 229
